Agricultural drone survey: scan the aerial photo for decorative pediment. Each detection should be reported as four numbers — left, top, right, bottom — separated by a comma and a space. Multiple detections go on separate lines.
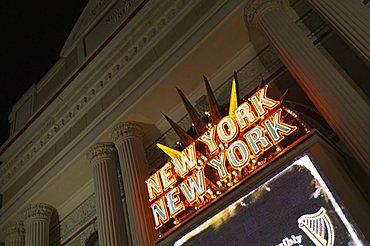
60, 0, 114, 56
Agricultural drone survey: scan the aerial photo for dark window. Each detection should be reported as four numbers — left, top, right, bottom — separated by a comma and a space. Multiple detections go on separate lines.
86, 232, 98, 246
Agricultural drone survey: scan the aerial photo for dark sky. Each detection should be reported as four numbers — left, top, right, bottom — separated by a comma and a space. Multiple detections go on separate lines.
0, 1, 89, 146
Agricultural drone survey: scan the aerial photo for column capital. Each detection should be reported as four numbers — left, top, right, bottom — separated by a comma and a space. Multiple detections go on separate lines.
3, 221, 25, 237
87, 142, 116, 163
245, 0, 282, 26
23, 203, 54, 222
111, 121, 143, 143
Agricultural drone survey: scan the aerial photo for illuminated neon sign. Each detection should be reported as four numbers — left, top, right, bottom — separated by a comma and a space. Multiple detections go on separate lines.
146, 74, 307, 232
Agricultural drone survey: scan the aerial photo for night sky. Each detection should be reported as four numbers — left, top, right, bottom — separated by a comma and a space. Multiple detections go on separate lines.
0, 1, 88, 146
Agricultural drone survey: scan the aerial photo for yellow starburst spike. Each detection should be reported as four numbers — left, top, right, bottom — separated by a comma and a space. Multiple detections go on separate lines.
228, 78, 238, 119
156, 143, 181, 159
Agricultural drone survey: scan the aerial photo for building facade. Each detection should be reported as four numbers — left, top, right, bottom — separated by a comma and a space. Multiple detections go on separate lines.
0, 0, 369, 245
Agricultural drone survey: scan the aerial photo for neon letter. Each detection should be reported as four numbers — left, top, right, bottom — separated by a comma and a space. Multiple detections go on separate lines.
244, 126, 272, 156
250, 85, 279, 117
199, 126, 219, 154
227, 140, 250, 169
208, 151, 228, 180
179, 168, 207, 204
146, 173, 163, 201
166, 187, 184, 218
173, 143, 197, 177
159, 162, 176, 191
217, 116, 239, 143
234, 102, 257, 130
151, 197, 169, 229
263, 109, 297, 143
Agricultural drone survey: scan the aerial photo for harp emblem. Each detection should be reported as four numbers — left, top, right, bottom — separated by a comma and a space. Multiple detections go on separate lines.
297, 207, 334, 246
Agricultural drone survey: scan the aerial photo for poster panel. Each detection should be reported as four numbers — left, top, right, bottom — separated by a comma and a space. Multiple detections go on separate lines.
174, 155, 368, 246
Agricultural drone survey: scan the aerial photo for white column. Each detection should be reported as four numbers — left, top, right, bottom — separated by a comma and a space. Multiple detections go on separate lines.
111, 122, 155, 246
23, 203, 53, 246
307, 0, 370, 63
87, 142, 129, 246
3, 221, 25, 246
245, 0, 370, 176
